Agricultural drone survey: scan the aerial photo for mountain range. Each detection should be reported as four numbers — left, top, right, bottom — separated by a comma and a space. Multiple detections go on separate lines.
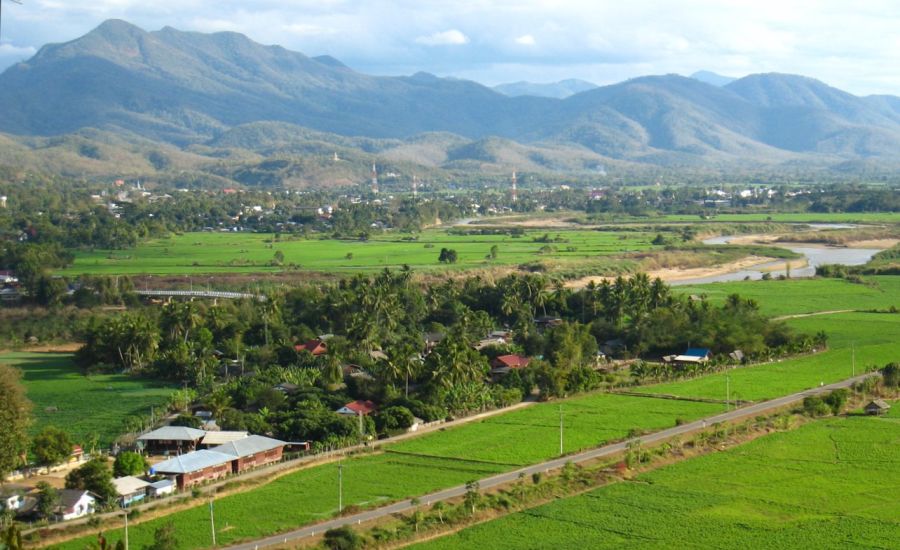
2, 19, 900, 185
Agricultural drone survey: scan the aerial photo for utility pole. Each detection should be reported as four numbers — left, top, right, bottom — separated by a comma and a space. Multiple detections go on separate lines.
559, 405, 564, 456
852, 342, 856, 377
338, 462, 343, 514
726, 373, 731, 410
123, 510, 129, 550
209, 497, 216, 547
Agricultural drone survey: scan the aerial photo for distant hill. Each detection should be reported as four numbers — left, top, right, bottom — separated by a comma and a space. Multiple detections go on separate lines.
493, 79, 598, 99
690, 70, 737, 87
3, 19, 900, 174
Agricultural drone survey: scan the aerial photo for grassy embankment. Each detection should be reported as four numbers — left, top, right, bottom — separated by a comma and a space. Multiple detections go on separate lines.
413, 412, 900, 549
0, 352, 174, 448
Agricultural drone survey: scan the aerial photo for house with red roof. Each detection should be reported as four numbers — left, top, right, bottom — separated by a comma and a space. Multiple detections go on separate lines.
490, 354, 530, 376
295, 339, 327, 356
336, 400, 377, 416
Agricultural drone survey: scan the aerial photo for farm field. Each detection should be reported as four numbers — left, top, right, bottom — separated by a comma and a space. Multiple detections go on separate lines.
674, 276, 900, 317
0, 352, 174, 447
387, 393, 721, 466
638, 312, 900, 402
53, 394, 721, 549
61, 228, 658, 276
414, 414, 900, 550
605, 212, 900, 224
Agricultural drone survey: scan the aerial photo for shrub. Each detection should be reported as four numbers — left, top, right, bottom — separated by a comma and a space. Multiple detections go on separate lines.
323, 526, 362, 550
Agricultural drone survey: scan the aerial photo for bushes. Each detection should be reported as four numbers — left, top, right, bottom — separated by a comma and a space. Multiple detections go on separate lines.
323, 526, 362, 550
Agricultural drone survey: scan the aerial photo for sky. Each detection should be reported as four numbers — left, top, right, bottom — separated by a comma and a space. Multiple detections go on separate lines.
1, 0, 900, 95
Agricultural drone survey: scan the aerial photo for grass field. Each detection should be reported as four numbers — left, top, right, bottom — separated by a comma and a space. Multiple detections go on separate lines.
675, 276, 900, 317
415, 414, 900, 549
53, 394, 720, 549
388, 393, 721, 466
61, 228, 657, 276
637, 312, 900, 402
0, 352, 174, 447
607, 212, 900, 224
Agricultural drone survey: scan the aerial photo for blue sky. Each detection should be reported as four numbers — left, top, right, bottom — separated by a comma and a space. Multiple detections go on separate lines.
2, 0, 899, 95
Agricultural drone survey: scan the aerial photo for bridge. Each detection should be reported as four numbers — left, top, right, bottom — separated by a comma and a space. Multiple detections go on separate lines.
135, 289, 266, 301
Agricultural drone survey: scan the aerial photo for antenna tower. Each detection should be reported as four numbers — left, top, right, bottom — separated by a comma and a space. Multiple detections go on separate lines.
511, 171, 518, 203
371, 163, 379, 194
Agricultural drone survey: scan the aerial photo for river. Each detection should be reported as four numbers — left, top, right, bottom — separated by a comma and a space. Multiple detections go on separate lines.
673, 233, 885, 285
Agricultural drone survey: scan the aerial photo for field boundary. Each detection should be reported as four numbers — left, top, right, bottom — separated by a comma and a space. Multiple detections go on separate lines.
220, 372, 880, 550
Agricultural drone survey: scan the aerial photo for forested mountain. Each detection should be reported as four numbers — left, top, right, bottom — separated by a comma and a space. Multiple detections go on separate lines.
3, 19, 900, 173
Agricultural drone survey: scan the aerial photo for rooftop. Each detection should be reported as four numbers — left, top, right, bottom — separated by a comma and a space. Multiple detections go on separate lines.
138, 426, 206, 442
150, 450, 233, 474
211, 435, 286, 458
201, 431, 249, 446
112, 476, 150, 496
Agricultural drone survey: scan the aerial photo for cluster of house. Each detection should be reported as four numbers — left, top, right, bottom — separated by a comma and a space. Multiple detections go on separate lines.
294, 332, 534, 382
137, 427, 288, 490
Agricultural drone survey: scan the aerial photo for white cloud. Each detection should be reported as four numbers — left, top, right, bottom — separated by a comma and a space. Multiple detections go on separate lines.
415, 29, 469, 46
5, 1, 900, 95
515, 34, 536, 46
282, 23, 335, 37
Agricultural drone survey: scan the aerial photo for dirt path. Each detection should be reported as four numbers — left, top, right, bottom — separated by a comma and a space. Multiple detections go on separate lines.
772, 309, 855, 321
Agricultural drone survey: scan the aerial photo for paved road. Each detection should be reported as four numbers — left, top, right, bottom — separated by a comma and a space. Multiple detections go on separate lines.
225, 372, 877, 550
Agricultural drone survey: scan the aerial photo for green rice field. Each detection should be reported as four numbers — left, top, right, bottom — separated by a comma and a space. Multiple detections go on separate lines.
615, 212, 900, 224
61, 228, 657, 275
637, 312, 900, 402
0, 352, 174, 447
414, 413, 900, 549
54, 394, 720, 549
675, 276, 900, 317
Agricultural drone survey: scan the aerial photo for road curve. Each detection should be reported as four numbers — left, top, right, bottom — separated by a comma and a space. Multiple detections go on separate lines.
224, 372, 876, 550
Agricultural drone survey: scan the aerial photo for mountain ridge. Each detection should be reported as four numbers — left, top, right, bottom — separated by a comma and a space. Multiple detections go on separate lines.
3, 20, 900, 169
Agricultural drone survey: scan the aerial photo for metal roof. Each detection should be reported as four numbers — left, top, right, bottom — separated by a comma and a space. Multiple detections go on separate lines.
149, 479, 174, 489
201, 431, 249, 446
138, 426, 206, 441
211, 435, 286, 458
150, 450, 233, 474
112, 476, 150, 496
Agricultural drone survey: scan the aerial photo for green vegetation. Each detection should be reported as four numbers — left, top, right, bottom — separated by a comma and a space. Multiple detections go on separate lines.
53, 394, 718, 550
637, 312, 900, 402
62, 229, 658, 275
604, 212, 900, 224
0, 352, 175, 447
388, 393, 720, 466
414, 414, 900, 549
675, 276, 900, 317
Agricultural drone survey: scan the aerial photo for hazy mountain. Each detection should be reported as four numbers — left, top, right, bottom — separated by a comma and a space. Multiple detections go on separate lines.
690, 70, 737, 87
493, 79, 598, 99
3, 20, 900, 171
